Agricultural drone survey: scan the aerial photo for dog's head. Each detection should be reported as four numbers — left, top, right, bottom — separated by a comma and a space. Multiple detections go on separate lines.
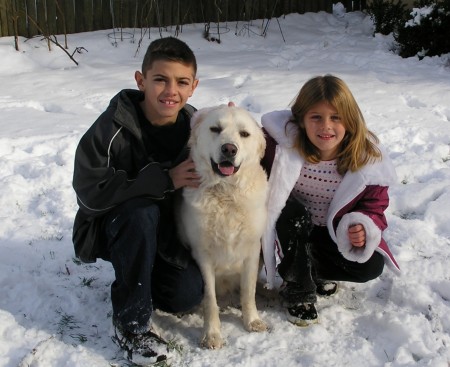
189, 105, 266, 179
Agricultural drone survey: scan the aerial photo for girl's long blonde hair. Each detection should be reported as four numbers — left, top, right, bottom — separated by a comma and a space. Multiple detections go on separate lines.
290, 74, 381, 174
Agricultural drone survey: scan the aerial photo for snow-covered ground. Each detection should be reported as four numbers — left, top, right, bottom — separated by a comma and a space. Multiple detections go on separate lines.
1, 6, 450, 367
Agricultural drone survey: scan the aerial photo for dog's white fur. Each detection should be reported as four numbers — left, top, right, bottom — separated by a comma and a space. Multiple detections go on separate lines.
177, 105, 268, 349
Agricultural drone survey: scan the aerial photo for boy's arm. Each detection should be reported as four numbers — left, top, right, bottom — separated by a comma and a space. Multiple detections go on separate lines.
73, 122, 173, 217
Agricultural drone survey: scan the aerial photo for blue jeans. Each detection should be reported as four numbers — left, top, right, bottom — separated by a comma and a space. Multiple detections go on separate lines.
100, 198, 203, 334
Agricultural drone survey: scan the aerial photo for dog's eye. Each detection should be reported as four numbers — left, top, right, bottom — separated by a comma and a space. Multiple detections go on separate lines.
240, 131, 250, 138
210, 126, 222, 134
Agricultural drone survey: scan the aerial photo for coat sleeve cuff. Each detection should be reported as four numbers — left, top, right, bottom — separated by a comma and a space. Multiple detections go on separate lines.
336, 212, 381, 263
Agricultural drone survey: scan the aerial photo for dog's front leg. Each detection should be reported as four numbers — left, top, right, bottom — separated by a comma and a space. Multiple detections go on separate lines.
240, 251, 268, 333
200, 263, 223, 349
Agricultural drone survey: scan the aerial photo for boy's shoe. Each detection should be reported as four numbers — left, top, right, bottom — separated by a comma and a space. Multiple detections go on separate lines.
316, 281, 338, 297
286, 303, 318, 327
112, 325, 170, 366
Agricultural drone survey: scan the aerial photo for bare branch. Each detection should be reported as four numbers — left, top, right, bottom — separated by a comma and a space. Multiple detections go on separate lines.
26, 15, 82, 66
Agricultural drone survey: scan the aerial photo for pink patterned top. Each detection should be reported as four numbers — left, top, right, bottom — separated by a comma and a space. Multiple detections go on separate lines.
291, 160, 343, 226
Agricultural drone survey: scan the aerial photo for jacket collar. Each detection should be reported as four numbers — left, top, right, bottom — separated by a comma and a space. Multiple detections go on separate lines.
261, 110, 297, 148
109, 89, 145, 139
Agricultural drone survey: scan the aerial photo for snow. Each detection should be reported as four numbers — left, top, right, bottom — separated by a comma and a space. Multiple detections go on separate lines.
1, 7, 450, 367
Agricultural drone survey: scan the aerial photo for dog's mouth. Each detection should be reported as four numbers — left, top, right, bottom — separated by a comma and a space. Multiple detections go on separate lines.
211, 158, 240, 176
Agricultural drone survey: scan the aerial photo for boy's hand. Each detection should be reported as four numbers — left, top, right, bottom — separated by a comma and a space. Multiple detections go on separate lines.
348, 224, 366, 247
169, 158, 200, 189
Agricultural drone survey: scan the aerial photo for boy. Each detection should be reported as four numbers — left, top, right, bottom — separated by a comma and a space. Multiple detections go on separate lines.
72, 37, 203, 365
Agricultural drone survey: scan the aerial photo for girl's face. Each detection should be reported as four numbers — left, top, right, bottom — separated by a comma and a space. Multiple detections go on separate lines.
303, 101, 346, 161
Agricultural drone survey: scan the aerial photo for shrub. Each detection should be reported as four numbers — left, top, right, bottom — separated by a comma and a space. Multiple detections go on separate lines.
394, 0, 450, 58
365, 0, 409, 35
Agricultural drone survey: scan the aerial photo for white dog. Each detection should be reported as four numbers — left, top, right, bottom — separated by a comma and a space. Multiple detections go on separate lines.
177, 105, 269, 349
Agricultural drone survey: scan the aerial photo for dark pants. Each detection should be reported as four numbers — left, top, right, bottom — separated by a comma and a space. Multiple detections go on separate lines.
99, 198, 203, 334
276, 199, 384, 303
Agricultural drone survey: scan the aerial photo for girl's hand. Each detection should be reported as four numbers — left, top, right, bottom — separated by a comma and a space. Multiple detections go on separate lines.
168, 158, 200, 189
348, 224, 366, 247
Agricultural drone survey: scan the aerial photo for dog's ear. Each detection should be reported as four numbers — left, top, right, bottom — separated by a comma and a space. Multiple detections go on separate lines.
257, 129, 267, 160
190, 106, 218, 130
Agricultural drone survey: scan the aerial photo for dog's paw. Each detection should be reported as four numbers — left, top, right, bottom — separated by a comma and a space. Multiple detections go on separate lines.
201, 332, 224, 349
246, 318, 269, 332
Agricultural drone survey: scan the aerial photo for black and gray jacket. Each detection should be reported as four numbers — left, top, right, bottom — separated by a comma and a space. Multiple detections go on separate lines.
72, 89, 196, 266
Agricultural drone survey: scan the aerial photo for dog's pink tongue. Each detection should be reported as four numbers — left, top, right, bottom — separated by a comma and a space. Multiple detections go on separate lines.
218, 165, 234, 176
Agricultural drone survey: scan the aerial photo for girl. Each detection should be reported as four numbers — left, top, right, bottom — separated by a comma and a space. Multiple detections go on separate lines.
261, 75, 400, 326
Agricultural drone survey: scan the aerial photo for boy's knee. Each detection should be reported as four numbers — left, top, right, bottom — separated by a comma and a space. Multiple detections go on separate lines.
153, 260, 204, 313
129, 202, 159, 226
109, 200, 159, 233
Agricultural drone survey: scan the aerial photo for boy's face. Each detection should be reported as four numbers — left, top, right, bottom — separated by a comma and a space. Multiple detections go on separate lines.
135, 60, 198, 126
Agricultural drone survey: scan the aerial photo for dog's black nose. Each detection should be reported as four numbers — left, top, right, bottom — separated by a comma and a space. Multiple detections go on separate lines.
221, 143, 238, 158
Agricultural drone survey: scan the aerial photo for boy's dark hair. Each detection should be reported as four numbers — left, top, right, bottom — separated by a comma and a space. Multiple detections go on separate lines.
141, 37, 197, 76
